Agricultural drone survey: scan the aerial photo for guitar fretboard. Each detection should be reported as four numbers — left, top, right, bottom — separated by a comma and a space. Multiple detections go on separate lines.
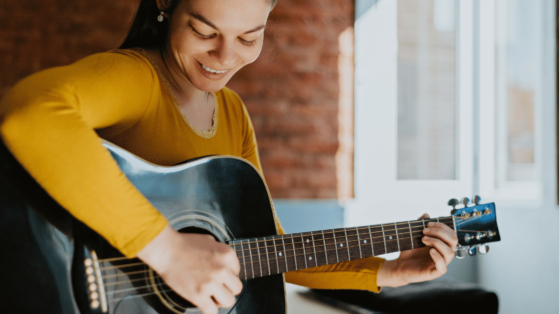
229, 217, 455, 280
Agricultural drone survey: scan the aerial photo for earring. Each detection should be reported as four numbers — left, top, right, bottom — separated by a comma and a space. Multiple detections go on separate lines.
157, 11, 165, 22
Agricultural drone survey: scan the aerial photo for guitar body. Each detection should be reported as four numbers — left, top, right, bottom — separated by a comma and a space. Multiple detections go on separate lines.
0, 141, 286, 314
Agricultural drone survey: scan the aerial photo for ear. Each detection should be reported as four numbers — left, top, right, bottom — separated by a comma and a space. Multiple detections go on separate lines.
155, 0, 173, 11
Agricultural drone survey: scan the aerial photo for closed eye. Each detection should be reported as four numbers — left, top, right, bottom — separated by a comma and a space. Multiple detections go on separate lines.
238, 37, 258, 46
189, 24, 216, 39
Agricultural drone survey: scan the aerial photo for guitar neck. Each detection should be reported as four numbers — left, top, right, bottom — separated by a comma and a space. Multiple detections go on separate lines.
229, 216, 455, 281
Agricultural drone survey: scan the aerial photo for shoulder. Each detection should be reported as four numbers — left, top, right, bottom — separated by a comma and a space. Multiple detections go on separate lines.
70, 49, 156, 82
216, 86, 243, 105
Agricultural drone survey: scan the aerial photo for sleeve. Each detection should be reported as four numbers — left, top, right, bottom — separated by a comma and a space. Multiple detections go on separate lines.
0, 50, 168, 258
278, 219, 384, 293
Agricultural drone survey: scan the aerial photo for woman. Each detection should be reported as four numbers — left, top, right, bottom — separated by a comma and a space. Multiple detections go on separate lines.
0, 0, 458, 313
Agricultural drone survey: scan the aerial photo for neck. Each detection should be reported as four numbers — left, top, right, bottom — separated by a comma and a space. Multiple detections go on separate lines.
229, 216, 455, 280
146, 47, 209, 109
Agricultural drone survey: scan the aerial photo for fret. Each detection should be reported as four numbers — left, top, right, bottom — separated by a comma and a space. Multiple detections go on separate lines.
301, 233, 308, 268
247, 239, 255, 279
240, 240, 247, 279
410, 220, 427, 249
281, 237, 288, 272
367, 225, 375, 256
381, 224, 387, 253
343, 228, 351, 261
273, 236, 280, 273
355, 227, 362, 259
394, 223, 400, 251
408, 221, 414, 249
311, 231, 318, 267
422, 219, 426, 229
437, 217, 440, 223
291, 236, 298, 270
331, 229, 340, 263
255, 239, 263, 277
321, 230, 329, 264
263, 237, 271, 276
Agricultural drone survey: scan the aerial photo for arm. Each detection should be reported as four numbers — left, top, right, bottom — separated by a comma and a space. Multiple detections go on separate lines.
0, 50, 167, 257
0, 50, 243, 314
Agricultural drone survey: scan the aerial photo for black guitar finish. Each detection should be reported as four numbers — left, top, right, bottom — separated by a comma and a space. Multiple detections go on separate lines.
0, 141, 286, 314
0, 140, 501, 313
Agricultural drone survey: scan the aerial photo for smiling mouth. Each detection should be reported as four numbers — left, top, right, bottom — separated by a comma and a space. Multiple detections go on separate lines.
199, 62, 228, 74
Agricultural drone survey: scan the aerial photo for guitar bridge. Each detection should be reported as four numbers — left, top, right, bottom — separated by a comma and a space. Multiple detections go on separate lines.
84, 250, 108, 313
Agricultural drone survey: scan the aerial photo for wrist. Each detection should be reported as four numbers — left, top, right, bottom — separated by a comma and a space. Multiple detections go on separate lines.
377, 259, 405, 288
137, 225, 177, 274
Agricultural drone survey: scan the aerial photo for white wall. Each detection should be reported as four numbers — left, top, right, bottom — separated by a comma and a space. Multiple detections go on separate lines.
478, 2, 557, 312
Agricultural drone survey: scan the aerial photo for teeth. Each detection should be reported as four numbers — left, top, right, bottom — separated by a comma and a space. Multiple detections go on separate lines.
201, 64, 226, 74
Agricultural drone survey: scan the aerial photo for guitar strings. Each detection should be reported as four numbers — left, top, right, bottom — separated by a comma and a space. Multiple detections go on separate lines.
97, 224, 450, 274
98, 231, 451, 280
227, 217, 458, 247
96, 216, 480, 272
95, 215, 481, 267
96, 217, 463, 263
229, 220, 462, 255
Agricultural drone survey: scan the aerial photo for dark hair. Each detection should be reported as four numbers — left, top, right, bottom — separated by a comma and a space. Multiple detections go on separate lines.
120, 0, 278, 50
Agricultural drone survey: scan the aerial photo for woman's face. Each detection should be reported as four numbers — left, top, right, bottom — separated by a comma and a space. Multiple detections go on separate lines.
167, 0, 271, 93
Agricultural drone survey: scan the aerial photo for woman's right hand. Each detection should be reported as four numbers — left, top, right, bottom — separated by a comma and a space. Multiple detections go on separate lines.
137, 225, 243, 314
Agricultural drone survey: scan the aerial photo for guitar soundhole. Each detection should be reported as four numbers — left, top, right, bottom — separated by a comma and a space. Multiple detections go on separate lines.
152, 274, 196, 310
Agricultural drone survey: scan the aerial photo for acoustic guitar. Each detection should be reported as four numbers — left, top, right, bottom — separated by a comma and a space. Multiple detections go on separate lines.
0, 140, 501, 314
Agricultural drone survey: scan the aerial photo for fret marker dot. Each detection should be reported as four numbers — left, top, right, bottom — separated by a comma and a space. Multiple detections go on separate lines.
389, 236, 392, 240
279, 252, 282, 256
309, 257, 312, 260
340, 243, 344, 247
364, 240, 367, 243
307, 239, 309, 243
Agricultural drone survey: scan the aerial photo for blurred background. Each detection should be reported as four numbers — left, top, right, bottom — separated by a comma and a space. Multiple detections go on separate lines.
1, 0, 557, 313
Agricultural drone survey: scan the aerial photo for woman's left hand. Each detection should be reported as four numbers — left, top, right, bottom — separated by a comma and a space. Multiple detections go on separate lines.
376, 213, 459, 287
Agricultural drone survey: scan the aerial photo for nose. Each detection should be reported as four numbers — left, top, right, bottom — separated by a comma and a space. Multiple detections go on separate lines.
209, 37, 237, 67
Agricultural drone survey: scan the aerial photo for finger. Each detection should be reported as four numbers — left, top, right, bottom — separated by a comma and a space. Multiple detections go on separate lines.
429, 248, 447, 276
422, 236, 455, 265
211, 284, 237, 308
193, 296, 219, 314
223, 271, 244, 295
418, 213, 430, 219
424, 224, 458, 248
223, 249, 241, 275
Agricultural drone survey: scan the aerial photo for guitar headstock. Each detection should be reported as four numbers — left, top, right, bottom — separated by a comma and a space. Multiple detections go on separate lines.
449, 196, 501, 258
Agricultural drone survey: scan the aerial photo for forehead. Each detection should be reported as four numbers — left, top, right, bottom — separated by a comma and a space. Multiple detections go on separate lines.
180, 0, 271, 32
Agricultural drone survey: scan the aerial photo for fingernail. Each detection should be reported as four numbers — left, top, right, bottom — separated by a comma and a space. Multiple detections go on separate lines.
423, 236, 431, 240
423, 228, 430, 233
427, 222, 435, 227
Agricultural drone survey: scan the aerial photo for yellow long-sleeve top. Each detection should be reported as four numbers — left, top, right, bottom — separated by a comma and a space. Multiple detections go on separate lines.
0, 49, 383, 293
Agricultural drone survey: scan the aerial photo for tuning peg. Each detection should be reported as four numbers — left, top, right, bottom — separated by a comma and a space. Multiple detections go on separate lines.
472, 195, 481, 205
448, 198, 459, 215
460, 197, 470, 207
456, 249, 466, 259
477, 244, 489, 255
468, 246, 477, 256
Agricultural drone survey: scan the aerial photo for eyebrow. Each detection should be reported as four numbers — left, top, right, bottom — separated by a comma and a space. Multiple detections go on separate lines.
190, 13, 266, 35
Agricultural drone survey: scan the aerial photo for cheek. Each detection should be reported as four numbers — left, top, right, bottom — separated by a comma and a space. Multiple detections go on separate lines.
238, 42, 264, 66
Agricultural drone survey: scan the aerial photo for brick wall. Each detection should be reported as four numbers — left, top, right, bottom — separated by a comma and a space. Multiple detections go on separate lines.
228, 0, 355, 198
0, 0, 355, 199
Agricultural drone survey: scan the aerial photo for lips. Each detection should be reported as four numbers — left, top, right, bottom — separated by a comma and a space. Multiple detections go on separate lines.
194, 60, 230, 81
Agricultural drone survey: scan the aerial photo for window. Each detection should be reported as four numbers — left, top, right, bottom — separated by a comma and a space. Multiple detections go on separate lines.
349, 0, 550, 227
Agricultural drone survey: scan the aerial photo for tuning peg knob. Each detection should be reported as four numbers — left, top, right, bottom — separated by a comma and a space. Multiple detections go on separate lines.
477, 244, 490, 255
468, 246, 477, 256
448, 198, 459, 215
460, 197, 470, 207
456, 249, 467, 259
472, 195, 481, 205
